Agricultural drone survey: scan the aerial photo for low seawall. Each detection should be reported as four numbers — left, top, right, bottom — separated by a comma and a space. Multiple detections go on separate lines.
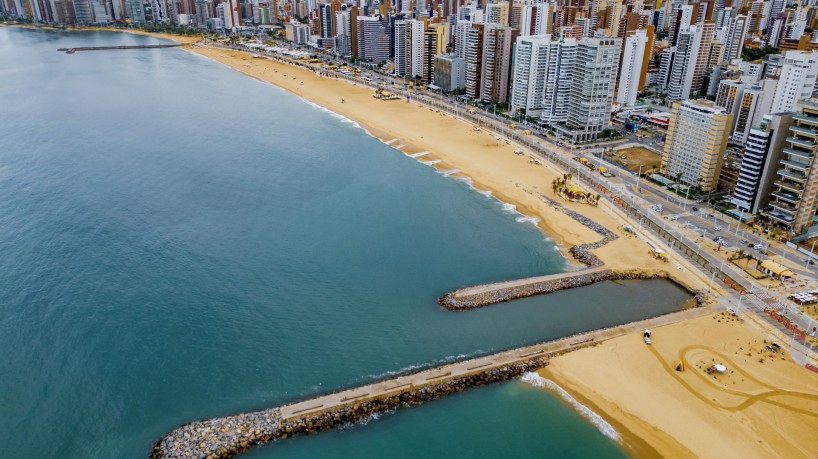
439, 268, 705, 310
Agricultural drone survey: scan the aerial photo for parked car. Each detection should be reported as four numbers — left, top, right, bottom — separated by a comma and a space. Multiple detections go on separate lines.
806, 260, 815, 266
715, 226, 722, 231
692, 206, 699, 212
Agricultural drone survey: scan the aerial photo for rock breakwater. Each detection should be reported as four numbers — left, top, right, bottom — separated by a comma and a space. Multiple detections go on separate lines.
439, 269, 701, 310
151, 356, 552, 459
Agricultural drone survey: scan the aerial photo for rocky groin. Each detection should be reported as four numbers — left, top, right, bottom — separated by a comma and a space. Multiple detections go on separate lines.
150, 357, 551, 459
439, 269, 701, 310
536, 193, 618, 267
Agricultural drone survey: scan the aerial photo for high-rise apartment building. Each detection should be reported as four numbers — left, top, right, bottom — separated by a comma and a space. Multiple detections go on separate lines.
540, 37, 577, 127
335, 10, 352, 55
357, 15, 390, 64
485, 1, 509, 25
434, 54, 466, 91
662, 99, 733, 192
732, 113, 793, 213
549, 37, 621, 142
423, 24, 447, 83
667, 24, 711, 100
464, 23, 485, 100
616, 29, 648, 107
762, 100, 818, 233
480, 25, 516, 104
770, 50, 818, 114
721, 14, 748, 63
406, 19, 426, 78
730, 80, 777, 145
509, 34, 551, 117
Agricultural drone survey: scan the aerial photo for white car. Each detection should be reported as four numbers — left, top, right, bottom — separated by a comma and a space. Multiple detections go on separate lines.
714, 226, 722, 231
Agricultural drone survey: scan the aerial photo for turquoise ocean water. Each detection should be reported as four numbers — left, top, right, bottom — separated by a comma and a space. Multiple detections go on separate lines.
0, 28, 690, 458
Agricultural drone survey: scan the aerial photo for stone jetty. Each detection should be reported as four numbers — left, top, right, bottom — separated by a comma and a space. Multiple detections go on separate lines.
58, 44, 182, 53
150, 306, 710, 459
438, 268, 702, 310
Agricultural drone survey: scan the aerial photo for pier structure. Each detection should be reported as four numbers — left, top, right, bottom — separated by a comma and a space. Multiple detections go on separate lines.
58, 44, 181, 53
150, 307, 709, 459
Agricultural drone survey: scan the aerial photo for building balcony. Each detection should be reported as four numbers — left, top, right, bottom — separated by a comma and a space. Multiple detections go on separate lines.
781, 159, 812, 170
794, 113, 818, 126
763, 210, 795, 224
786, 136, 816, 148
790, 125, 818, 136
783, 147, 814, 159
777, 168, 808, 181
774, 180, 804, 192
770, 200, 798, 214
772, 190, 802, 203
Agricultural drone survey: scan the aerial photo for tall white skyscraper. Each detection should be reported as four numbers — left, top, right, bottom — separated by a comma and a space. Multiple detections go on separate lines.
541, 38, 577, 126
616, 29, 648, 107
722, 15, 748, 63
509, 34, 551, 116
770, 50, 818, 114
562, 37, 621, 141
406, 19, 426, 78
393, 20, 407, 75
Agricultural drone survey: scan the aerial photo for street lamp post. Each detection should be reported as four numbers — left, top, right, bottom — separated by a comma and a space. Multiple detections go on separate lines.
636, 164, 643, 192
805, 239, 817, 271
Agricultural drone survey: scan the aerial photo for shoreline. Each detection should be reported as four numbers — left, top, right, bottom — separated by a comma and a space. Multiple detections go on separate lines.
0, 22, 201, 44
181, 43, 659, 267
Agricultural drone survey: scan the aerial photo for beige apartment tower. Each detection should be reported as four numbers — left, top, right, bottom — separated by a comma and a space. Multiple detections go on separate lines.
662, 99, 732, 192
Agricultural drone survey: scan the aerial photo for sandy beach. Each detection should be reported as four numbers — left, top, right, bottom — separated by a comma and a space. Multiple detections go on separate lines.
182, 43, 682, 274
540, 313, 818, 458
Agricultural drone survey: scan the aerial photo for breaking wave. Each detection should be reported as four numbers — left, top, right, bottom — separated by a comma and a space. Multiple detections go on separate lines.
520, 372, 620, 442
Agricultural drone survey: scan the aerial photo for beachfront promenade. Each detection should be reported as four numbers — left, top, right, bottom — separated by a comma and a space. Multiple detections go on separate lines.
151, 306, 711, 459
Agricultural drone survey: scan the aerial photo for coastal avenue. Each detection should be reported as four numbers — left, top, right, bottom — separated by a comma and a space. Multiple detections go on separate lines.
215, 39, 816, 361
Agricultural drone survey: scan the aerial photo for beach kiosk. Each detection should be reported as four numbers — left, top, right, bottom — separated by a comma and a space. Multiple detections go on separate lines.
759, 260, 794, 280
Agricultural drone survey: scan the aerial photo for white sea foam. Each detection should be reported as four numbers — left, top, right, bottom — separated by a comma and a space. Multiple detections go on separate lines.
501, 203, 517, 213
384, 138, 399, 145
476, 189, 493, 198
410, 151, 430, 158
301, 98, 363, 130
515, 215, 541, 225
521, 373, 620, 442
454, 176, 474, 185
438, 169, 460, 177
364, 351, 487, 380
422, 159, 442, 166
393, 144, 406, 150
